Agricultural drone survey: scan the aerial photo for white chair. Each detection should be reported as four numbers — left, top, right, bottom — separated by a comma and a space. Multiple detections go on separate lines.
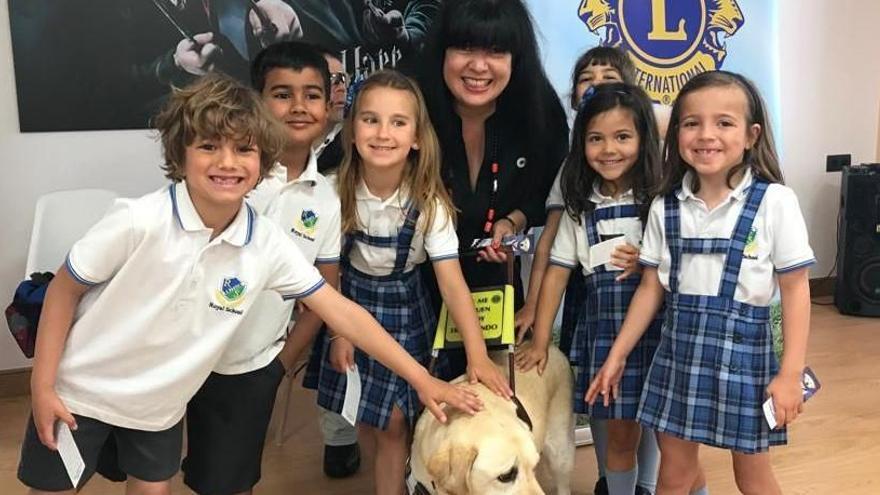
25, 188, 118, 276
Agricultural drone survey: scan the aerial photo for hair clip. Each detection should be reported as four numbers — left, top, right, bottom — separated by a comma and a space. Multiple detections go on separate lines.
344, 76, 367, 118
578, 86, 598, 110
578, 85, 632, 111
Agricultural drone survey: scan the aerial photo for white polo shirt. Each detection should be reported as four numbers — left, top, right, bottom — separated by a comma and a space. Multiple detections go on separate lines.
347, 181, 459, 276
545, 166, 565, 211
216, 155, 341, 374
639, 169, 816, 306
549, 183, 643, 275
57, 182, 325, 431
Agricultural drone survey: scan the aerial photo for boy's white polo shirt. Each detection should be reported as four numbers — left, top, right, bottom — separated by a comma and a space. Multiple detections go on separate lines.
347, 181, 459, 276
639, 169, 816, 306
216, 155, 341, 374
550, 183, 643, 275
57, 182, 325, 431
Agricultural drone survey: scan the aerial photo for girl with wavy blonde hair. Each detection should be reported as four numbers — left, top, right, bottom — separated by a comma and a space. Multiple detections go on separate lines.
316, 70, 512, 495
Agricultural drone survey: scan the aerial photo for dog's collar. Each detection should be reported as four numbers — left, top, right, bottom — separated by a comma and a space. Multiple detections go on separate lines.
414, 481, 433, 494
512, 395, 533, 431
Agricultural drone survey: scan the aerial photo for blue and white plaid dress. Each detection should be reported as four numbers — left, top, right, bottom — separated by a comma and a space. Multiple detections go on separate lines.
568, 204, 662, 418
557, 273, 585, 358
638, 180, 786, 453
315, 207, 435, 430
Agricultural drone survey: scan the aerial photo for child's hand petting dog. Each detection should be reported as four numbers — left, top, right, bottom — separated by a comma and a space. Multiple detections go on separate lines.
467, 355, 513, 398
515, 340, 549, 375
416, 378, 483, 424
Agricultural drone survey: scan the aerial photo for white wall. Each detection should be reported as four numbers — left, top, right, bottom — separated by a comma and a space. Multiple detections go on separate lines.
777, 0, 880, 278
0, 0, 165, 370
1, 1, 878, 371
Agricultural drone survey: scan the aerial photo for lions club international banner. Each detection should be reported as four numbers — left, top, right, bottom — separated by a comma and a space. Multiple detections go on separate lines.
528, 0, 779, 117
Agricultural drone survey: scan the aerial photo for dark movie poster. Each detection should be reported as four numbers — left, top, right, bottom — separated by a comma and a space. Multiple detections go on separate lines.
8, 0, 440, 132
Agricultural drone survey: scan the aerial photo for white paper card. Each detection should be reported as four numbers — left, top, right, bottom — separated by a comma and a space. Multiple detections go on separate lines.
589, 236, 628, 269
55, 421, 84, 489
342, 365, 362, 427
762, 398, 777, 429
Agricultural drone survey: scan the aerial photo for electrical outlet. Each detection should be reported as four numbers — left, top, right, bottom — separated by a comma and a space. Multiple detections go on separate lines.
826, 154, 851, 172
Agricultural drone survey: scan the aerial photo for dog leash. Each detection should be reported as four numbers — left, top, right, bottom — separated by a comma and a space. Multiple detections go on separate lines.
425, 247, 533, 428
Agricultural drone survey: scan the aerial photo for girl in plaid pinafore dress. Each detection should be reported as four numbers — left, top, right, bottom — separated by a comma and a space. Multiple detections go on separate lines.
314, 71, 510, 494
526, 47, 665, 495
516, 82, 664, 495
588, 71, 815, 494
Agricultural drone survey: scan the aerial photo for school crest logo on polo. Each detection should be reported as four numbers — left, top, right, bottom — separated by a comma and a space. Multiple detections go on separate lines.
292, 209, 318, 241
578, 0, 744, 104
209, 277, 247, 315
743, 226, 758, 259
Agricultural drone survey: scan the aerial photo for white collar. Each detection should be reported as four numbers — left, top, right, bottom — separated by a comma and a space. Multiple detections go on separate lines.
590, 180, 634, 204
170, 182, 254, 246
355, 179, 410, 209
267, 150, 320, 187
677, 168, 754, 202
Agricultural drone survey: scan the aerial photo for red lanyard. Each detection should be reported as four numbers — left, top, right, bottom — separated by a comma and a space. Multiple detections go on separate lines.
482, 133, 500, 235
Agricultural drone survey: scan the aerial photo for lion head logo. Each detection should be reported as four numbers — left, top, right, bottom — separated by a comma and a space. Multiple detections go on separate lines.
703, 0, 745, 64
578, 0, 621, 45
579, 0, 745, 104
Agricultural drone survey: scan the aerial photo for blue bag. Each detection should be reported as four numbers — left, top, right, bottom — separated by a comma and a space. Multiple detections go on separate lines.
5, 272, 54, 358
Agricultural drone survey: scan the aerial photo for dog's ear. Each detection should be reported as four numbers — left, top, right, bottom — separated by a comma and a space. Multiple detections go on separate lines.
426, 442, 478, 494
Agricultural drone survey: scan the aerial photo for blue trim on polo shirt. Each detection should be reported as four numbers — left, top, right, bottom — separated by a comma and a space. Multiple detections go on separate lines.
169, 184, 184, 230
638, 257, 660, 268
546, 204, 564, 211
244, 204, 256, 246
315, 257, 340, 265
775, 258, 816, 274
549, 258, 577, 269
281, 279, 326, 300
65, 256, 99, 286
429, 253, 459, 262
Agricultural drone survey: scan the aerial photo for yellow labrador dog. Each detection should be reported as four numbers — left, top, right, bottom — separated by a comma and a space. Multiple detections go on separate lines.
409, 346, 574, 495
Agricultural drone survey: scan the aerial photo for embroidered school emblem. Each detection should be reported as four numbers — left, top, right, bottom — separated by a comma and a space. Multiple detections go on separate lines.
743, 226, 758, 260
292, 209, 318, 241
210, 277, 247, 314
578, 0, 744, 104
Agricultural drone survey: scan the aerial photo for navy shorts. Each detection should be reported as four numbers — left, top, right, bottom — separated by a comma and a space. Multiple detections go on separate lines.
18, 413, 183, 491
182, 357, 286, 495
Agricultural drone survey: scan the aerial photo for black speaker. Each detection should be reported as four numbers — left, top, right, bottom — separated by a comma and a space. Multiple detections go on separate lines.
834, 165, 880, 316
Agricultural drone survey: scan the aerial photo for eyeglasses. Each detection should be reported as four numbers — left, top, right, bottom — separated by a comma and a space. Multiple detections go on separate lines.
330, 72, 348, 86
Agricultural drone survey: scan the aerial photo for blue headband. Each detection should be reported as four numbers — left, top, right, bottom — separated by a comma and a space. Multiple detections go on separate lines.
344, 76, 367, 118
578, 85, 632, 111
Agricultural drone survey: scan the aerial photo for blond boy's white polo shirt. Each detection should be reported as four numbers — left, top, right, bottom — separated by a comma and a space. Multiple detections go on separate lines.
216, 154, 341, 374
57, 182, 324, 431
347, 181, 459, 277
639, 169, 816, 306
549, 183, 643, 275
